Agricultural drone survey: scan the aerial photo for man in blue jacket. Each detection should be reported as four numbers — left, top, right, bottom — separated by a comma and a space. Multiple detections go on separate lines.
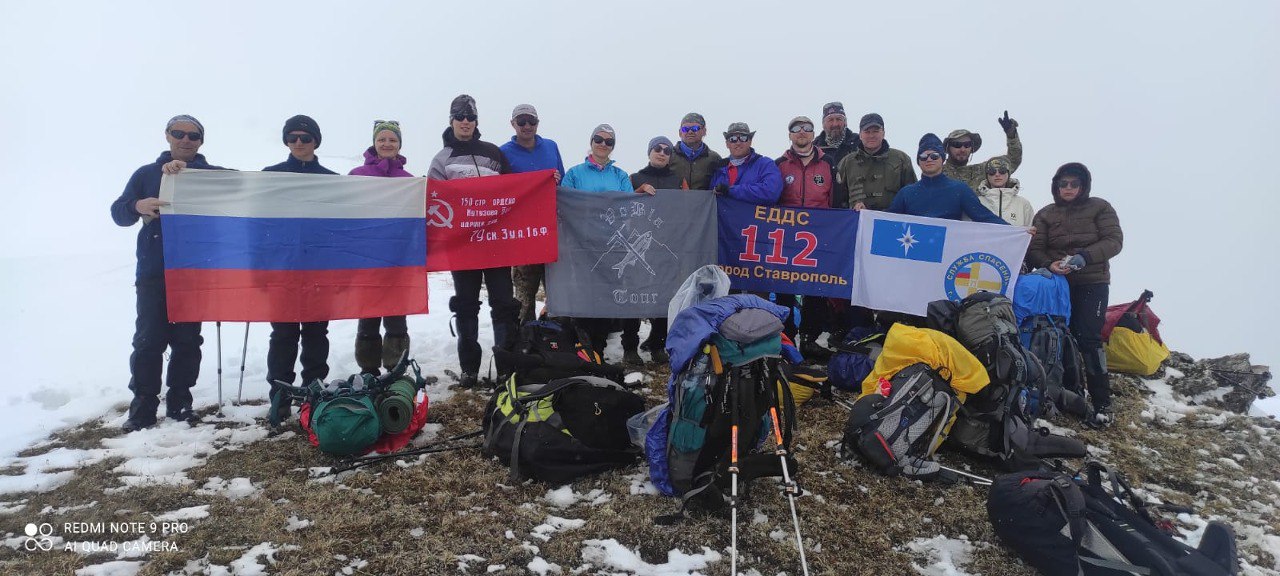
499, 104, 564, 324
262, 115, 336, 424
709, 122, 783, 205
110, 115, 226, 431
887, 133, 1007, 224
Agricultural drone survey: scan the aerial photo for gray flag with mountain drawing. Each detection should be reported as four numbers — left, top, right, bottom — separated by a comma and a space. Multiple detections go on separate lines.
546, 188, 717, 318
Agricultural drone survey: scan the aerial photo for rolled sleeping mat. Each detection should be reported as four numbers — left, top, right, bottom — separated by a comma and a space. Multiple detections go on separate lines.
377, 378, 418, 435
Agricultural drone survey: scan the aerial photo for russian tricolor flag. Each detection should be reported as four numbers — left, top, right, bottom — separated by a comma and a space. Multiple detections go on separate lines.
159, 169, 428, 322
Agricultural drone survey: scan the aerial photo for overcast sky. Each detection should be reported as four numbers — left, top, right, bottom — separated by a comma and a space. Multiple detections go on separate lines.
2, 1, 1277, 407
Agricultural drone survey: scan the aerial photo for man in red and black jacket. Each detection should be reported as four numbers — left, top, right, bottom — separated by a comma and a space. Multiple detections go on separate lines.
773, 116, 841, 358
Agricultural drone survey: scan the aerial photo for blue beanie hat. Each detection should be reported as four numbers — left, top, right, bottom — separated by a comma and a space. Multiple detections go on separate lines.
917, 133, 945, 158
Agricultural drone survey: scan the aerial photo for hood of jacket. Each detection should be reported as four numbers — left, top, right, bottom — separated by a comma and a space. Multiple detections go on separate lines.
1050, 162, 1093, 205
976, 178, 1021, 198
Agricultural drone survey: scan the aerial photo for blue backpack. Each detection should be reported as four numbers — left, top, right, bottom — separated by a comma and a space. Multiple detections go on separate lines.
826, 327, 885, 393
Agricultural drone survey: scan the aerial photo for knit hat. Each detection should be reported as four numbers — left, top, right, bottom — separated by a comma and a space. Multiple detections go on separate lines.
647, 135, 673, 151
511, 103, 538, 120
372, 120, 402, 144
723, 122, 756, 139
681, 112, 706, 126
282, 115, 321, 147
166, 114, 205, 138
859, 113, 884, 131
822, 102, 845, 119
789, 116, 814, 130
592, 123, 616, 139
450, 94, 477, 117
917, 133, 945, 158
943, 129, 983, 152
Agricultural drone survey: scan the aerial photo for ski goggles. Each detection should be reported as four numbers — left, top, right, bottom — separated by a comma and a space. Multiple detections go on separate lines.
789, 124, 815, 134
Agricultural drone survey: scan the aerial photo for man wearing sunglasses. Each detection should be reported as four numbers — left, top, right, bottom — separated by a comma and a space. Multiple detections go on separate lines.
886, 133, 1006, 224
814, 102, 861, 169
667, 112, 722, 190
110, 114, 227, 431
500, 104, 565, 325
429, 94, 518, 390
835, 113, 917, 211
709, 122, 783, 205
774, 116, 840, 355
261, 115, 337, 423
942, 111, 1023, 189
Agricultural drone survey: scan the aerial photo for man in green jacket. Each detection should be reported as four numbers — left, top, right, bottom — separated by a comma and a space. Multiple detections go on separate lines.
943, 111, 1023, 189
835, 113, 917, 210
668, 112, 722, 190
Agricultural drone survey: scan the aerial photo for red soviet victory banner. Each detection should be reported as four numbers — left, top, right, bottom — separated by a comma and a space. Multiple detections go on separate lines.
425, 169, 559, 271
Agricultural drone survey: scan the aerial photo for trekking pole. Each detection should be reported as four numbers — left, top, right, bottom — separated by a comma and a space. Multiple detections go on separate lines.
215, 321, 224, 416
768, 403, 810, 576
235, 322, 250, 404
937, 464, 993, 487
728, 368, 741, 576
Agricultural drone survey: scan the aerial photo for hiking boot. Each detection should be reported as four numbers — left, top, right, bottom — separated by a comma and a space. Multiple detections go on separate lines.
649, 348, 670, 365
457, 372, 479, 389
355, 336, 382, 375
623, 348, 644, 367
1085, 405, 1114, 429
166, 406, 197, 424
121, 418, 155, 433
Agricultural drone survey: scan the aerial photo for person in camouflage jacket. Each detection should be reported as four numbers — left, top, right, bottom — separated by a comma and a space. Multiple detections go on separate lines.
835, 113, 917, 210
942, 111, 1023, 189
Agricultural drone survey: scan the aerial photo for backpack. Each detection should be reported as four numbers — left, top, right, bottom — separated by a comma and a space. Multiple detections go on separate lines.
653, 306, 799, 509
840, 363, 961, 479
826, 327, 885, 393
953, 291, 1021, 368
1022, 313, 1091, 418
482, 375, 645, 484
493, 317, 625, 386
1104, 290, 1170, 376
988, 463, 1239, 576
273, 353, 431, 457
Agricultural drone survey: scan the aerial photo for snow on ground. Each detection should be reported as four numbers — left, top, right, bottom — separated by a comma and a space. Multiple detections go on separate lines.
901, 534, 981, 576
542, 485, 612, 508
579, 538, 722, 576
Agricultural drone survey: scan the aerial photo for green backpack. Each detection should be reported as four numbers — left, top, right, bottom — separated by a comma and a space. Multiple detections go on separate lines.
308, 376, 383, 456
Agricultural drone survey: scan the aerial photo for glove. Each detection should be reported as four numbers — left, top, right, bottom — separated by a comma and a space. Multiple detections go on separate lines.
1066, 254, 1086, 271
997, 110, 1019, 136
714, 184, 729, 195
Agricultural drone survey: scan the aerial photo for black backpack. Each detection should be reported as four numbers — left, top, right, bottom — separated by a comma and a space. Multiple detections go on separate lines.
840, 363, 961, 479
1021, 313, 1091, 419
493, 318, 624, 386
482, 375, 645, 484
988, 462, 1239, 576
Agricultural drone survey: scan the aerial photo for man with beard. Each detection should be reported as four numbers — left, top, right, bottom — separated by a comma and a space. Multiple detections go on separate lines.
814, 102, 860, 168
943, 111, 1023, 189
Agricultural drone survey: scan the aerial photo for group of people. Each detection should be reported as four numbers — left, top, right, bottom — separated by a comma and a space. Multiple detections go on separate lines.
110, 97, 1123, 432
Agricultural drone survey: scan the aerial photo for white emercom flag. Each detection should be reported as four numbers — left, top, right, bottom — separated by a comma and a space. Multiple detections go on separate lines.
852, 210, 1031, 315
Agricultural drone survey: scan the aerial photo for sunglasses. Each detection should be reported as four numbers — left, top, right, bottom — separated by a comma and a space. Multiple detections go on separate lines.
1056, 179, 1082, 190
726, 134, 751, 143
592, 135, 616, 146
789, 124, 815, 134
373, 119, 400, 127
949, 141, 973, 149
452, 114, 478, 122
651, 145, 672, 156
679, 125, 702, 134
918, 152, 942, 161
986, 167, 1009, 175
285, 134, 315, 144
169, 129, 202, 141
515, 118, 539, 127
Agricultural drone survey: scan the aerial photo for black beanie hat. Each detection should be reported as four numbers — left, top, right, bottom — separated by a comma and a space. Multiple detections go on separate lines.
282, 115, 322, 148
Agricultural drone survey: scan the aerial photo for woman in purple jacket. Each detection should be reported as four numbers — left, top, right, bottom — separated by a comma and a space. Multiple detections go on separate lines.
348, 120, 413, 374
